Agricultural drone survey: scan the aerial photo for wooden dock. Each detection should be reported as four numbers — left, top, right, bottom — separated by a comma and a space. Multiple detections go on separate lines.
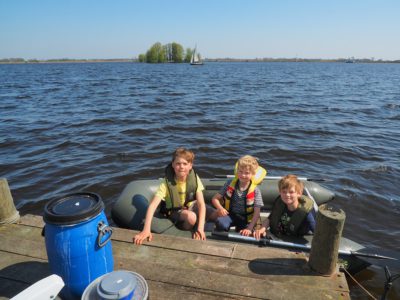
0, 215, 350, 299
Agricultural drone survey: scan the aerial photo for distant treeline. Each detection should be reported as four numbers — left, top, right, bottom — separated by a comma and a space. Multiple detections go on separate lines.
137, 42, 197, 63
0, 58, 133, 64
1, 57, 399, 64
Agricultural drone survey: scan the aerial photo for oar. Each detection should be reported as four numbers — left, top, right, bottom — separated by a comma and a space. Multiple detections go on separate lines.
212, 231, 397, 261
214, 175, 331, 182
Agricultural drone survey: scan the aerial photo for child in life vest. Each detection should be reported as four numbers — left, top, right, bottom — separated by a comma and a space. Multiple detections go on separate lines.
254, 174, 316, 239
210, 155, 266, 236
133, 147, 207, 245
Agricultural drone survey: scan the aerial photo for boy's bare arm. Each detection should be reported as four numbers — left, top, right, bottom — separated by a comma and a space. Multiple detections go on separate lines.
254, 217, 270, 240
194, 191, 206, 240
240, 207, 260, 236
211, 193, 228, 216
133, 195, 162, 244
248, 207, 261, 231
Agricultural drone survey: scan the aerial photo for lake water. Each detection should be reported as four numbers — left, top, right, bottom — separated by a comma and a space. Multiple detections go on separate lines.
1, 61, 399, 298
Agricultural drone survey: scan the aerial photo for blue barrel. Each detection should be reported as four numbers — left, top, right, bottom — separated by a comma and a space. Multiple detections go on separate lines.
44, 192, 114, 300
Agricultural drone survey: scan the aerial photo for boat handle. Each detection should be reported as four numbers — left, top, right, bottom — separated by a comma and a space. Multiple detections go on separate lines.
97, 221, 113, 248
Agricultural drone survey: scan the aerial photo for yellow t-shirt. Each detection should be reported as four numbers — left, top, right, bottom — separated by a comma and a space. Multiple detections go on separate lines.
155, 175, 204, 207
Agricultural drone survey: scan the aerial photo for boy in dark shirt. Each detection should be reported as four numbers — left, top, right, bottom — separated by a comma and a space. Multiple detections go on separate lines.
254, 174, 316, 239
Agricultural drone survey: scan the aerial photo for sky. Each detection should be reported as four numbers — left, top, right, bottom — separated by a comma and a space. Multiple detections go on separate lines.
1, 0, 399, 60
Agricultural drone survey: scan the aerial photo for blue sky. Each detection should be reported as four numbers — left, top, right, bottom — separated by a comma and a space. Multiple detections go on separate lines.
1, 0, 399, 60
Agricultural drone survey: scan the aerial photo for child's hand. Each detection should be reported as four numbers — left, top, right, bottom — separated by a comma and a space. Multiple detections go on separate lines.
193, 229, 206, 240
133, 230, 153, 245
239, 228, 252, 236
253, 227, 266, 240
217, 207, 228, 217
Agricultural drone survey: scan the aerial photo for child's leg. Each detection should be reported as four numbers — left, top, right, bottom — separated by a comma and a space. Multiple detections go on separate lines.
230, 213, 247, 232
190, 202, 216, 220
206, 204, 219, 221
189, 202, 217, 231
176, 202, 218, 231
215, 215, 233, 231
177, 209, 197, 230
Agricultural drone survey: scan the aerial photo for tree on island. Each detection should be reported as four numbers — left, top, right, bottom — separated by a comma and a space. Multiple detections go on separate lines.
138, 42, 197, 63
184, 48, 193, 63
144, 42, 167, 63
171, 42, 184, 63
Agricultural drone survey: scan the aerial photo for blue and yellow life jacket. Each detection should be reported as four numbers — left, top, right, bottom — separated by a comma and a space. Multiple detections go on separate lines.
223, 165, 267, 223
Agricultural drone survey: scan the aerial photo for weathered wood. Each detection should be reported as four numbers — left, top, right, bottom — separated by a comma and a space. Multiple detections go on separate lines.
17, 213, 44, 227
18, 215, 308, 263
309, 205, 346, 275
0, 178, 20, 224
0, 224, 343, 291
0, 215, 350, 299
144, 281, 254, 300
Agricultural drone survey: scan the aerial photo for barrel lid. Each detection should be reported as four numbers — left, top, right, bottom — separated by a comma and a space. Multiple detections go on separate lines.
97, 271, 136, 299
44, 192, 104, 225
82, 270, 148, 300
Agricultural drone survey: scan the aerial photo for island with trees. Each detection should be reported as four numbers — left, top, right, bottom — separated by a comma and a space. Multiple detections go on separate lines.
1, 42, 399, 64
138, 42, 197, 63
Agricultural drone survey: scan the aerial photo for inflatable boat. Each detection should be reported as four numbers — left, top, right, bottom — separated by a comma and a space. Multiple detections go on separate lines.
112, 175, 335, 231
111, 176, 375, 274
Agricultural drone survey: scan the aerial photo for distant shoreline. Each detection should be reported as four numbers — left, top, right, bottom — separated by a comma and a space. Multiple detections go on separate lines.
1, 58, 399, 64
0, 58, 134, 64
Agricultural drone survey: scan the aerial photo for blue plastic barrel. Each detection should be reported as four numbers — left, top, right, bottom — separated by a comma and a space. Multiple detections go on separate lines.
44, 192, 114, 300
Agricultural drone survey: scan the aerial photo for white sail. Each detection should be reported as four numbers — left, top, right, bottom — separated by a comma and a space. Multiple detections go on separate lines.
190, 46, 203, 65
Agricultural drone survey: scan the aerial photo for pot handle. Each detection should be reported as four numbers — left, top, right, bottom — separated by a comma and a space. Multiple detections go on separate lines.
97, 221, 113, 248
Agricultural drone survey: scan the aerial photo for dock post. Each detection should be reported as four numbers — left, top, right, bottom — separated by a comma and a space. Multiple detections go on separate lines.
0, 178, 20, 224
308, 204, 345, 275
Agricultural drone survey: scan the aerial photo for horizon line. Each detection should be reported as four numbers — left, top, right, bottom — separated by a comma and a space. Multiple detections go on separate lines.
1, 57, 399, 63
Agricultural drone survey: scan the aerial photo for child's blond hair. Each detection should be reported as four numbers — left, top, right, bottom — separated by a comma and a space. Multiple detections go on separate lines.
172, 147, 195, 163
237, 155, 259, 175
278, 174, 304, 194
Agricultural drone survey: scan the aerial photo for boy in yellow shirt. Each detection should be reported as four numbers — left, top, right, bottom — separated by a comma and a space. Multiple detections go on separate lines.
134, 147, 206, 244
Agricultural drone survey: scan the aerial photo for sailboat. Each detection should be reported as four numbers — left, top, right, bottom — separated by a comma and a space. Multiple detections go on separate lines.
190, 46, 203, 65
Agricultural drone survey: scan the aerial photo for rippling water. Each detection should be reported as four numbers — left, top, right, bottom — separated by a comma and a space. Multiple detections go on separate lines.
1, 61, 399, 298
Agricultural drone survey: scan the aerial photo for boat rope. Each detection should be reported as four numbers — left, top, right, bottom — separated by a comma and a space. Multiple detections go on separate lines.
341, 267, 377, 300
381, 266, 400, 300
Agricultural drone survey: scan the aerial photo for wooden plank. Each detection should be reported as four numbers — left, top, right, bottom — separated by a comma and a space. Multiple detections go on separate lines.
114, 255, 347, 299
0, 225, 346, 292
0, 215, 350, 299
18, 214, 308, 263
112, 239, 349, 297
0, 226, 47, 259
0, 278, 32, 300
0, 252, 53, 300
16, 215, 310, 262
145, 281, 254, 300
109, 223, 311, 264
0, 253, 50, 283
17, 213, 44, 227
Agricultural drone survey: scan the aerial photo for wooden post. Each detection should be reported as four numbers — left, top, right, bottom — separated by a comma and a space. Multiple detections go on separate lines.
0, 178, 20, 224
308, 204, 345, 275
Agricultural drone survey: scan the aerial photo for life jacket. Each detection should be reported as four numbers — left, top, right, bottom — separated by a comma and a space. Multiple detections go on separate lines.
269, 195, 314, 236
164, 163, 198, 214
223, 165, 267, 224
